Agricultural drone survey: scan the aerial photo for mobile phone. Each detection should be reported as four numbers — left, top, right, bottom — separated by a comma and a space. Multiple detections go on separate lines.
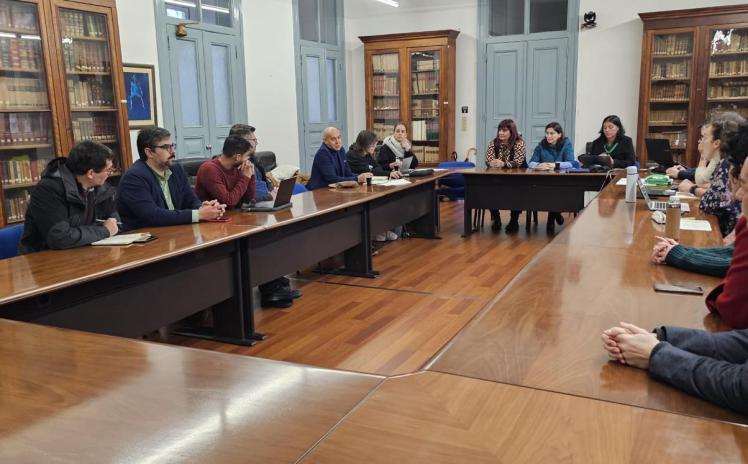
653, 283, 704, 295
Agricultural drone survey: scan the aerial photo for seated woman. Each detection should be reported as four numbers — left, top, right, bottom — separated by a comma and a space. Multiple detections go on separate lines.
378, 123, 418, 174
528, 122, 575, 232
602, 125, 748, 412
485, 119, 526, 233
588, 115, 636, 169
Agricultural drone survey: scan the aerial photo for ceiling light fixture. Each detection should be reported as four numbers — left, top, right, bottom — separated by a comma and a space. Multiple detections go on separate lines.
201, 4, 230, 14
375, 0, 399, 7
164, 0, 197, 8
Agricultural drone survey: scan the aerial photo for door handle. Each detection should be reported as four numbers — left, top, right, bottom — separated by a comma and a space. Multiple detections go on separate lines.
206, 145, 213, 150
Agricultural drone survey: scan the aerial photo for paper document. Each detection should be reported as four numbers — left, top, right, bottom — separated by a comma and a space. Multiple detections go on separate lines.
672, 192, 697, 200
381, 179, 412, 186
680, 219, 712, 232
92, 233, 153, 246
370, 176, 390, 185
432, 168, 448, 172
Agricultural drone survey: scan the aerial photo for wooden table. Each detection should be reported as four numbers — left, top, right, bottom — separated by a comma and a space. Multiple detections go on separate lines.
461, 167, 610, 236
303, 371, 748, 463
430, 180, 748, 424
0, 319, 382, 463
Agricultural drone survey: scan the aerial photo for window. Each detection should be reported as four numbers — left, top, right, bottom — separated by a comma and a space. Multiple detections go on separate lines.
530, 0, 567, 33
164, 0, 232, 28
489, 0, 568, 36
299, 0, 337, 45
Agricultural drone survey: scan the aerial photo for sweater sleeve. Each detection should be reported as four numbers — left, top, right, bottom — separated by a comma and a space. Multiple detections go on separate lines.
484, 141, 495, 167
648, 341, 748, 414
664, 244, 733, 277
561, 139, 575, 163
507, 139, 526, 168
706, 218, 748, 328
528, 144, 541, 166
612, 137, 636, 169
196, 162, 252, 207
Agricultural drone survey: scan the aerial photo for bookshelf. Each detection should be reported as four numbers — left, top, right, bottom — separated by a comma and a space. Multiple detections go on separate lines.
361, 30, 458, 165
0, 0, 129, 227
637, 6, 748, 168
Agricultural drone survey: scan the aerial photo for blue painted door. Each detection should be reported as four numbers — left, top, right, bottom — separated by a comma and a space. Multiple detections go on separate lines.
524, 38, 568, 150
485, 42, 525, 153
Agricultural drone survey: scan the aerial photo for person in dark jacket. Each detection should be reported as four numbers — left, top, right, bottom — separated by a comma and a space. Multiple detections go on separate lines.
19, 141, 119, 254
306, 127, 370, 190
117, 127, 224, 231
347, 130, 401, 178
377, 123, 419, 174
229, 123, 273, 202
587, 115, 636, 169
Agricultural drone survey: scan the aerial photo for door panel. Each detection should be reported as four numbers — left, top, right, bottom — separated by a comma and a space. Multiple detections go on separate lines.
203, 31, 240, 156
485, 42, 525, 143
525, 38, 568, 148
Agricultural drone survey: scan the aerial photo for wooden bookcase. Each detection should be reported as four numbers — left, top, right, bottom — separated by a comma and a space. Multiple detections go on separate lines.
360, 30, 458, 165
0, 0, 130, 227
637, 5, 748, 168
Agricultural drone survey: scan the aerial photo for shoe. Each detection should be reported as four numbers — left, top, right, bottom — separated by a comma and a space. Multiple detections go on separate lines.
261, 298, 293, 308
546, 221, 555, 233
374, 233, 387, 242
386, 230, 399, 241
505, 220, 519, 233
265, 288, 301, 301
281, 287, 303, 299
554, 213, 565, 226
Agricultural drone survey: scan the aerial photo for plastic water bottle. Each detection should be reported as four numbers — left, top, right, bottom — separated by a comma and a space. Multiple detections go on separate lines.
625, 166, 638, 203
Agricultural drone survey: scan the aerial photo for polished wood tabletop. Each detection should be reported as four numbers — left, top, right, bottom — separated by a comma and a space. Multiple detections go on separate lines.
0, 319, 382, 463
0, 221, 257, 305
460, 166, 612, 178
303, 371, 748, 463
430, 180, 746, 424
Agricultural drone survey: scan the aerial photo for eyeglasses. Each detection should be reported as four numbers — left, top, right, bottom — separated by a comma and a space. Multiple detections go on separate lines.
152, 143, 177, 151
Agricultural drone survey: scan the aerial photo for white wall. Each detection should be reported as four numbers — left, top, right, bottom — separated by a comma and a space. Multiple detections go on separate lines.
574, 0, 748, 155
344, 1, 478, 159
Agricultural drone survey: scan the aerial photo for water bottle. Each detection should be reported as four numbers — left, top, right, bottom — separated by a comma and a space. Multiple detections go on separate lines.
625, 166, 638, 203
665, 197, 681, 240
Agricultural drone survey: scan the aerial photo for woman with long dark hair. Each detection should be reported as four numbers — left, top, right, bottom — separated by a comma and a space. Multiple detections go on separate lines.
485, 119, 526, 232
588, 115, 636, 169
529, 122, 575, 232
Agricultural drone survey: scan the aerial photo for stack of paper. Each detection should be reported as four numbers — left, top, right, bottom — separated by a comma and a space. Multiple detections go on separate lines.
92, 233, 153, 246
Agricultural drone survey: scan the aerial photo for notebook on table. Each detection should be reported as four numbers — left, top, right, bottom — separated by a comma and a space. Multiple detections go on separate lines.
92, 233, 155, 246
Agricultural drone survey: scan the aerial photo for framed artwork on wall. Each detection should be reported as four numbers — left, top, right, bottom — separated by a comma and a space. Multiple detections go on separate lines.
123, 64, 157, 128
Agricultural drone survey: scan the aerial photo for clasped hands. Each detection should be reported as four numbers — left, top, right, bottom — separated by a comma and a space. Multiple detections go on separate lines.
601, 322, 660, 370
199, 199, 226, 220
651, 235, 678, 264
488, 159, 505, 168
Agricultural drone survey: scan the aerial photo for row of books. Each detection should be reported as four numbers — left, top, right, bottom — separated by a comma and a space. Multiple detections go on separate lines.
411, 144, 440, 163
412, 98, 438, 109
0, 3, 36, 32
372, 96, 399, 111
0, 113, 51, 145
412, 73, 439, 94
708, 105, 748, 120
651, 61, 690, 79
68, 78, 113, 108
0, 76, 47, 108
650, 83, 689, 100
708, 81, 748, 99
709, 59, 748, 77
412, 109, 439, 119
63, 42, 111, 73
653, 34, 692, 56
413, 58, 439, 71
0, 156, 48, 185
712, 30, 748, 54
372, 75, 398, 97
372, 123, 395, 141
60, 11, 106, 39
373, 109, 399, 120
650, 109, 688, 124
72, 115, 116, 142
0, 37, 41, 71
650, 130, 687, 149
411, 120, 439, 141
4, 190, 29, 223
372, 54, 398, 73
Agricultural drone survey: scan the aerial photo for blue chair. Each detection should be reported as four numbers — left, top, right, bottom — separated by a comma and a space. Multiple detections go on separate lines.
292, 183, 308, 195
0, 224, 23, 259
437, 161, 474, 201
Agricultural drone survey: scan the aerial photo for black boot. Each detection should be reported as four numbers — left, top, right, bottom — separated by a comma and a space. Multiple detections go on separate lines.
505, 211, 520, 233
554, 212, 565, 225
490, 210, 501, 232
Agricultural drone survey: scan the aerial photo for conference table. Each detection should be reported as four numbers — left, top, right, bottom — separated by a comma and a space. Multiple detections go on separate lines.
430, 177, 748, 424
0, 173, 445, 346
461, 167, 610, 236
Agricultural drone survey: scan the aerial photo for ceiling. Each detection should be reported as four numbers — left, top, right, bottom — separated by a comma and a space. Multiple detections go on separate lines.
343, 0, 477, 19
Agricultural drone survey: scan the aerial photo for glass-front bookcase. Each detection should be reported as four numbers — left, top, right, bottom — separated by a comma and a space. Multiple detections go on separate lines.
0, 0, 129, 227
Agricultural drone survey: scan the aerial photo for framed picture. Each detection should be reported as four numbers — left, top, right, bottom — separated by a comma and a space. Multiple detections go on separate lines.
123, 64, 157, 128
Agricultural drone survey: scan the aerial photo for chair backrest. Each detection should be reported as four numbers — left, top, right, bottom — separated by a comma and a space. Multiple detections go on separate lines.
254, 151, 277, 173
176, 157, 209, 186
437, 161, 475, 169
585, 142, 593, 155
292, 182, 308, 195
0, 223, 23, 259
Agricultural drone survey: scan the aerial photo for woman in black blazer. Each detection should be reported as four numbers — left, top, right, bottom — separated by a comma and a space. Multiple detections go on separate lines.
588, 115, 636, 169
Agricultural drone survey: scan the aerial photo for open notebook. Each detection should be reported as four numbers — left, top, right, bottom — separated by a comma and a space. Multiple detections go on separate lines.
91, 233, 155, 246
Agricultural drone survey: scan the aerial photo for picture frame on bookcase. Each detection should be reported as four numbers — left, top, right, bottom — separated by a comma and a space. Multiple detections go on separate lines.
123, 63, 156, 128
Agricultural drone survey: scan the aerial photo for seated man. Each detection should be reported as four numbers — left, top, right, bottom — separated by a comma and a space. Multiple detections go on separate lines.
117, 127, 224, 231
229, 123, 272, 201
198, 130, 302, 308
306, 126, 370, 190
19, 141, 119, 253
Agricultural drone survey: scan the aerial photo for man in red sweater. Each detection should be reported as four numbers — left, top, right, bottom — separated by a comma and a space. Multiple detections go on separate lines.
195, 135, 302, 308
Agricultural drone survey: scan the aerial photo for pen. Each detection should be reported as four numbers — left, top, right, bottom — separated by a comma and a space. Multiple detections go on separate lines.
96, 218, 123, 225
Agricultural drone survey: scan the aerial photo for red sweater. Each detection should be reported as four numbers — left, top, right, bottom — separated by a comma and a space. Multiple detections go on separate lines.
194, 158, 256, 207
706, 215, 748, 328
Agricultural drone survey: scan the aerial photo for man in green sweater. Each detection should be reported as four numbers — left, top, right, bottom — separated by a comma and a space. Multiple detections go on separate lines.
651, 234, 734, 277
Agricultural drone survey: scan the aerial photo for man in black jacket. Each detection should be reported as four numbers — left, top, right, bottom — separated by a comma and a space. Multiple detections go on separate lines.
19, 141, 120, 253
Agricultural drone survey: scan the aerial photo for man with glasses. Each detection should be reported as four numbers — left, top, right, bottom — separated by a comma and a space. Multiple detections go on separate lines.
228, 123, 273, 201
118, 127, 225, 231
20, 140, 120, 253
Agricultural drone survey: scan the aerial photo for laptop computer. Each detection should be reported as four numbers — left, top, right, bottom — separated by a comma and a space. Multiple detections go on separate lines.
637, 177, 689, 213
399, 156, 414, 175
243, 176, 296, 212
645, 138, 675, 171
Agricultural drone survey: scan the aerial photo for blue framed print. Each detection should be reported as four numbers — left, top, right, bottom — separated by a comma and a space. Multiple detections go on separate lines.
123, 64, 157, 128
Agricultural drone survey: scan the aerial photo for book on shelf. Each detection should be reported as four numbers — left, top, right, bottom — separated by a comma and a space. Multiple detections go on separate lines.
0, 156, 48, 185
414, 58, 439, 71
412, 98, 439, 118
411, 144, 440, 163
372, 54, 398, 73
0, 76, 48, 108
372, 96, 399, 111
372, 74, 398, 96
72, 114, 116, 142
708, 80, 748, 99
708, 105, 748, 120
0, 36, 41, 70
0, 3, 37, 32
651, 61, 690, 79
0, 113, 50, 145
68, 78, 113, 108
61, 11, 106, 38
709, 59, 748, 77
411, 119, 439, 141
412, 72, 439, 94
63, 41, 110, 73
712, 30, 748, 54
649, 109, 688, 124
4, 189, 30, 223
653, 34, 691, 56
650, 83, 689, 100
372, 123, 396, 141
